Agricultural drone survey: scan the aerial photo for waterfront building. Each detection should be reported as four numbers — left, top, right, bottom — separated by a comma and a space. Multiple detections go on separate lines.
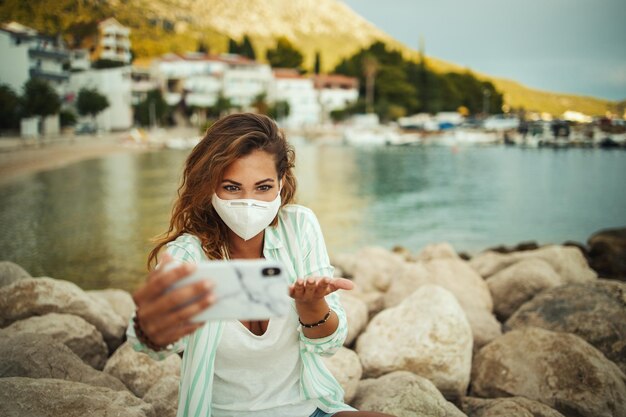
313, 74, 359, 117
90, 18, 132, 65
269, 68, 321, 128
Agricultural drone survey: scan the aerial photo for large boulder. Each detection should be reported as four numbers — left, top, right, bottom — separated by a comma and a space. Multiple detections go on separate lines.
322, 347, 362, 403
587, 227, 626, 280
471, 327, 626, 417
0, 261, 31, 287
351, 371, 466, 417
104, 341, 181, 398
470, 245, 597, 283
486, 258, 562, 320
348, 288, 385, 318
338, 291, 368, 346
0, 377, 155, 417
88, 288, 136, 325
0, 333, 127, 392
506, 279, 626, 374
356, 285, 473, 399
0, 312, 108, 370
416, 242, 461, 262
461, 396, 566, 417
334, 247, 406, 293
385, 260, 501, 349
0, 277, 127, 351
143, 375, 179, 417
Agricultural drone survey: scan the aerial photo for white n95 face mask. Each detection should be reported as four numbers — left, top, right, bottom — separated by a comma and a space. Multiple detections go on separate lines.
211, 183, 282, 241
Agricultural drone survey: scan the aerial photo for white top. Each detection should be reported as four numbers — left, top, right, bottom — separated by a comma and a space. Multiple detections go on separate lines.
211, 307, 319, 417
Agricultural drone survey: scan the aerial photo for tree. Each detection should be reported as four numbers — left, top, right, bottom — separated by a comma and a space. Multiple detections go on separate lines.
240, 35, 256, 60
266, 38, 303, 70
76, 88, 109, 119
268, 100, 290, 121
228, 38, 240, 54
0, 84, 21, 130
133, 89, 169, 127
314, 51, 321, 75
21, 78, 61, 118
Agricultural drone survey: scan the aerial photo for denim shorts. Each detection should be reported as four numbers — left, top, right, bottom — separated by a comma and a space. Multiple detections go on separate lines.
309, 408, 337, 417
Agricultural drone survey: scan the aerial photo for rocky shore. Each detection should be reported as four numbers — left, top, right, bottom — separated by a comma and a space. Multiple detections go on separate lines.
0, 227, 625, 417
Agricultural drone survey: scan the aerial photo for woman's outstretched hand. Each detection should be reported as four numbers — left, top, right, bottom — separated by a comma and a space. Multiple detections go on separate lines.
288, 276, 355, 304
131, 252, 215, 348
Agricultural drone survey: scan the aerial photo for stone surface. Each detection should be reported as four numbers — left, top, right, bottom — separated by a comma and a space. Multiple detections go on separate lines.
88, 288, 136, 325
0, 261, 31, 287
486, 258, 562, 320
469, 245, 597, 283
416, 242, 461, 262
461, 396, 566, 417
506, 279, 626, 374
351, 371, 467, 417
471, 327, 626, 417
335, 247, 406, 293
0, 312, 108, 370
588, 227, 626, 280
143, 375, 179, 417
356, 285, 473, 399
349, 288, 385, 318
0, 377, 155, 417
104, 340, 182, 398
0, 333, 127, 392
339, 290, 368, 346
0, 277, 127, 351
385, 259, 501, 349
322, 347, 362, 403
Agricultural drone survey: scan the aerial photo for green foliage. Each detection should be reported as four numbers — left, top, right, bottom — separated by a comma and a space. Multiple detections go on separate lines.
266, 37, 304, 70
334, 41, 504, 118
0, 84, 21, 129
314, 51, 321, 75
92, 59, 126, 69
268, 100, 290, 120
133, 89, 170, 126
76, 88, 109, 118
59, 108, 77, 127
240, 35, 256, 60
207, 94, 234, 118
21, 78, 60, 118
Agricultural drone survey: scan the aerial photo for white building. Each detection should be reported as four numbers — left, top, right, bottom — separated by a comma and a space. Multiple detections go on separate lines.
69, 66, 133, 131
151, 52, 272, 109
0, 22, 70, 96
269, 68, 321, 128
93, 18, 131, 64
313, 74, 359, 113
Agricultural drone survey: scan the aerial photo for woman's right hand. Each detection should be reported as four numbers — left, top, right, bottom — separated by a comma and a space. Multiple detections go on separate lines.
131, 252, 216, 348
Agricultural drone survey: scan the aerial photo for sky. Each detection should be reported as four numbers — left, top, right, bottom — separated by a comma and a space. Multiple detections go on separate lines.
341, 0, 626, 101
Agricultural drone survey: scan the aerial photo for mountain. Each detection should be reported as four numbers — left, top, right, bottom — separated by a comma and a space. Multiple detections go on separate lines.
0, 0, 616, 116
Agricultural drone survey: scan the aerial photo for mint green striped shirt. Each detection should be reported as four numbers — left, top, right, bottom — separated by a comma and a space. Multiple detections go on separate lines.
126, 204, 356, 417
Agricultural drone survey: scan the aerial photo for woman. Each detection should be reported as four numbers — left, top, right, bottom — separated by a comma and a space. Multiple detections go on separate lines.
127, 113, 394, 417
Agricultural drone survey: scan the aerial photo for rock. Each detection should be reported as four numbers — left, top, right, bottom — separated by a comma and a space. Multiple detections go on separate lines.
470, 245, 597, 283
461, 396, 566, 417
385, 259, 500, 348
356, 285, 473, 399
349, 289, 385, 318
0, 333, 127, 392
0, 277, 127, 351
143, 375, 179, 417
331, 253, 359, 279
87, 288, 136, 325
0, 377, 155, 417
104, 341, 181, 398
471, 327, 626, 417
0, 312, 108, 370
0, 261, 31, 287
486, 258, 562, 320
506, 279, 626, 374
588, 227, 626, 280
416, 242, 461, 262
338, 291, 368, 346
392, 245, 415, 261
344, 247, 406, 293
322, 347, 362, 403
351, 371, 466, 417
484, 241, 540, 254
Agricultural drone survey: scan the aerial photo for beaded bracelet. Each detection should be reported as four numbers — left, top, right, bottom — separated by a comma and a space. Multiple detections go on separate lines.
299, 309, 332, 328
132, 312, 172, 352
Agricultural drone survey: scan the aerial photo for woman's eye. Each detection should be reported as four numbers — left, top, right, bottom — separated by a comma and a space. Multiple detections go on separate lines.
224, 185, 239, 192
258, 185, 272, 191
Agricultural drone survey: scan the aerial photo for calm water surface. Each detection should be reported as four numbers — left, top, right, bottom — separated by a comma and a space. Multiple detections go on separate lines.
1, 144, 625, 291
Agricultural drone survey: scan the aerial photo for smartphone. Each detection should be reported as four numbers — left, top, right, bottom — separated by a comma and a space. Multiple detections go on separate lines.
161, 259, 292, 322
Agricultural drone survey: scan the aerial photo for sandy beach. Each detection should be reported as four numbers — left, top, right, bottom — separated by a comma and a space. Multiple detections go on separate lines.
0, 134, 154, 185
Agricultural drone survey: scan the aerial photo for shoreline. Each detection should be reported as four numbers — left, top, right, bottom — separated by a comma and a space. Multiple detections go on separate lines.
0, 134, 153, 186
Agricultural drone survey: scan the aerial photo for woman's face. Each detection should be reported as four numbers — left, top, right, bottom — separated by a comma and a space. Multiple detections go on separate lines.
216, 149, 281, 201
